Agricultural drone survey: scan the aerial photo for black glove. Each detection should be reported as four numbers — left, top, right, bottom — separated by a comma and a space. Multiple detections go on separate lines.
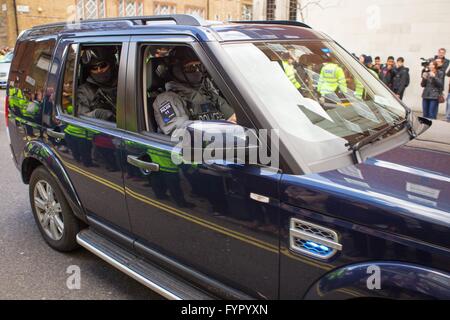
92, 108, 114, 121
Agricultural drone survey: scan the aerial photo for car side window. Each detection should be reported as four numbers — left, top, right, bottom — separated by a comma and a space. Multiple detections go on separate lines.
8, 38, 56, 117
60, 44, 78, 115
60, 43, 122, 124
141, 44, 237, 134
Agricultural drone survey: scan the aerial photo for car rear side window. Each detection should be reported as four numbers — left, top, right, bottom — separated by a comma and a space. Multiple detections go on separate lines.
60, 43, 122, 125
60, 44, 78, 115
8, 38, 56, 114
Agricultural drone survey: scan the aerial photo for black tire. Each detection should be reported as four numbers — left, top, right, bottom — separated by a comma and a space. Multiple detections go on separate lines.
29, 166, 82, 252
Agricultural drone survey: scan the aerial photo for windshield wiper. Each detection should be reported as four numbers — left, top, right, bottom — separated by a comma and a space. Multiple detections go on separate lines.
346, 118, 408, 163
404, 107, 418, 138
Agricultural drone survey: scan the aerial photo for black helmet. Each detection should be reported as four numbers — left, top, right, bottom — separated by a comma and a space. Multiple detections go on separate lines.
171, 48, 205, 86
81, 46, 116, 68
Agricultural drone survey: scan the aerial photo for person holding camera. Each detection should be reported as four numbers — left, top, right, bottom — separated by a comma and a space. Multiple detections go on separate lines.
446, 68, 450, 122
421, 60, 444, 119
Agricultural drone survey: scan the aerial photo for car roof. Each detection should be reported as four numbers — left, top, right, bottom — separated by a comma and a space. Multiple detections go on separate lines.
21, 14, 325, 43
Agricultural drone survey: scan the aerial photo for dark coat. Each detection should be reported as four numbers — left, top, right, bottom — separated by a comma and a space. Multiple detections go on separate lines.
380, 67, 395, 89
421, 69, 444, 100
435, 56, 449, 74
392, 66, 410, 98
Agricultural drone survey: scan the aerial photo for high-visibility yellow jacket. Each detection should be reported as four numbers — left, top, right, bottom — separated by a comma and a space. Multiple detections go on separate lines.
8, 87, 28, 111
282, 61, 301, 89
63, 105, 98, 140
355, 69, 379, 99
146, 146, 179, 173
317, 63, 347, 96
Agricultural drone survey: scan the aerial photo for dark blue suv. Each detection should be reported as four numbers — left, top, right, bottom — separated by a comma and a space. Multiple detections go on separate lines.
5, 15, 450, 299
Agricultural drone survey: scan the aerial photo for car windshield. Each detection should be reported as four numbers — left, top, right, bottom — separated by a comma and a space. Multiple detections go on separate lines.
222, 40, 407, 168
0, 52, 13, 63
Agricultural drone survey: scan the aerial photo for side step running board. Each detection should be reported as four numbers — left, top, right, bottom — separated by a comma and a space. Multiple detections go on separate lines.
76, 229, 214, 300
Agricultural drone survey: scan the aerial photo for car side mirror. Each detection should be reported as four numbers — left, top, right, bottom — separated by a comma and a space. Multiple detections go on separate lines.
172, 121, 259, 165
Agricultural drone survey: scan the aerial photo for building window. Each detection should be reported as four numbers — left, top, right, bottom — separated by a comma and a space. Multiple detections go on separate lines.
185, 6, 205, 19
266, 0, 275, 20
119, 0, 144, 17
242, 4, 253, 20
289, 0, 298, 21
154, 3, 176, 15
76, 0, 106, 20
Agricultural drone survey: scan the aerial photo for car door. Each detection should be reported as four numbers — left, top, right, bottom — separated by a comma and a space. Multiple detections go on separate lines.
120, 36, 281, 299
43, 37, 132, 237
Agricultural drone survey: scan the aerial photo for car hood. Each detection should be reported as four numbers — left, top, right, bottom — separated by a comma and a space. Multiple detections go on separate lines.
282, 120, 450, 249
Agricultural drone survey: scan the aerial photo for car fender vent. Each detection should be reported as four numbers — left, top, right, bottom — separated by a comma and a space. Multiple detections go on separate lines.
289, 218, 342, 260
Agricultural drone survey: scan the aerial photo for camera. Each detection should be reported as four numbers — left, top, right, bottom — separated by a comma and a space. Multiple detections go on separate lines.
420, 57, 433, 75
420, 57, 432, 68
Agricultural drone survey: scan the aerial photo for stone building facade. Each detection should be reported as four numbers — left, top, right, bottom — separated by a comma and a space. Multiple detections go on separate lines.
0, 0, 253, 47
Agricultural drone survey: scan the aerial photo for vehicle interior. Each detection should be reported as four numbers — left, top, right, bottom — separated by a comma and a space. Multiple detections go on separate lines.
75, 44, 122, 122
141, 44, 234, 133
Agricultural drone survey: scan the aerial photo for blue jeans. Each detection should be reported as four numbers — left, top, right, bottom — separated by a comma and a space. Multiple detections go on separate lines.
446, 95, 450, 121
422, 98, 439, 119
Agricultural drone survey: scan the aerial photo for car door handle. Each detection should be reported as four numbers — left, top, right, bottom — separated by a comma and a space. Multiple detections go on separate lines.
47, 128, 65, 139
127, 155, 159, 172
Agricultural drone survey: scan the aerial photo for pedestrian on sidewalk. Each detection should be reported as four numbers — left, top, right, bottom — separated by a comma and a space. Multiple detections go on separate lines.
380, 56, 395, 90
446, 67, 450, 122
435, 48, 449, 73
421, 60, 444, 119
393, 57, 410, 100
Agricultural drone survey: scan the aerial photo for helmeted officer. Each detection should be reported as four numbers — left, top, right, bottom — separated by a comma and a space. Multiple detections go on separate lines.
77, 47, 119, 121
153, 48, 235, 134
317, 54, 347, 101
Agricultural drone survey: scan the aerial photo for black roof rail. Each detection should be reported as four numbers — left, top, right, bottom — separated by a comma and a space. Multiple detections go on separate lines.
135, 14, 203, 26
30, 19, 133, 30
230, 20, 312, 29
31, 14, 204, 30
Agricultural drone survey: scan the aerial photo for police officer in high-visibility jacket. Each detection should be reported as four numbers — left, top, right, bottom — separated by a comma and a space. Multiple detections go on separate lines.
354, 55, 380, 100
355, 68, 379, 100
64, 104, 98, 167
317, 57, 347, 100
145, 145, 195, 209
8, 86, 27, 116
281, 55, 302, 90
